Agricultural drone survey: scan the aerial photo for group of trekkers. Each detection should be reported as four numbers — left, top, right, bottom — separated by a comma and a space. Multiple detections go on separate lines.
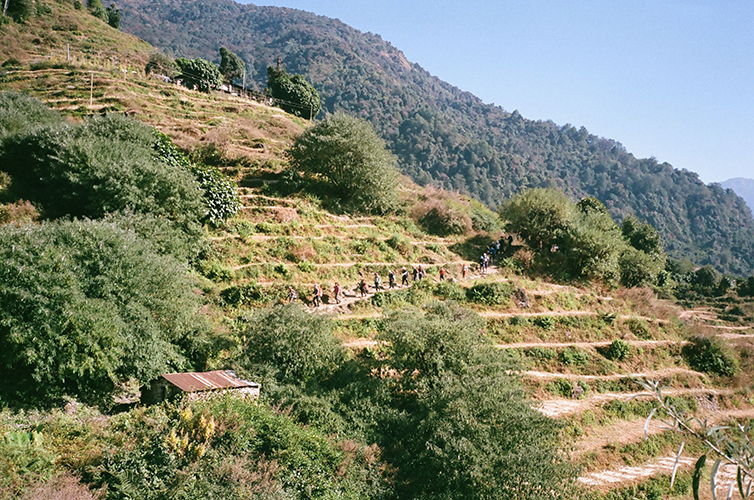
296, 264, 456, 307
479, 235, 514, 274
290, 235, 515, 307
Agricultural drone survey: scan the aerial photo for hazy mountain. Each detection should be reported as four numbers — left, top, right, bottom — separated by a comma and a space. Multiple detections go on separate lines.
115, 0, 754, 275
721, 178, 754, 216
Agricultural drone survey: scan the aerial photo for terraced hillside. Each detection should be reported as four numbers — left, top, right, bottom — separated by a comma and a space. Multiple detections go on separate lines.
201, 162, 754, 499
3, 6, 754, 498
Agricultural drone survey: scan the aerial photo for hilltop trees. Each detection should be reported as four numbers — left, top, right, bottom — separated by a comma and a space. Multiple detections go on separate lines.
267, 65, 321, 119
287, 112, 400, 214
219, 46, 245, 84
4, 0, 34, 23
176, 57, 222, 92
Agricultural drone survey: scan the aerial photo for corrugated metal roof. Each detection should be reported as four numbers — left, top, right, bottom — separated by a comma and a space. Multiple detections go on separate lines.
161, 370, 259, 393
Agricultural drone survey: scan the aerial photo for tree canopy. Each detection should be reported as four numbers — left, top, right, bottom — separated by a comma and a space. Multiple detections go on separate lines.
287, 112, 400, 214
266, 66, 321, 119
219, 46, 245, 83
176, 57, 222, 92
0, 218, 211, 407
502, 188, 666, 287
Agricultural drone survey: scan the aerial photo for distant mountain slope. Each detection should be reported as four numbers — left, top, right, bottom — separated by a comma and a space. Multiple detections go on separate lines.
114, 0, 754, 275
721, 178, 754, 216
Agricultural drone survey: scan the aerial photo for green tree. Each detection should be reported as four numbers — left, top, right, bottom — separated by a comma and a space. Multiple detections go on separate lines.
105, 3, 120, 28
0, 219, 211, 408
144, 52, 178, 78
379, 302, 577, 499
86, 0, 107, 20
175, 57, 222, 93
0, 115, 205, 229
239, 304, 347, 385
218, 47, 245, 83
5, 0, 34, 23
619, 246, 664, 288
266, 66, 321, 119
622, 214, 665, 257
287, 112, 400, 214
560, 207, 625, 284
501, 188, 576, 249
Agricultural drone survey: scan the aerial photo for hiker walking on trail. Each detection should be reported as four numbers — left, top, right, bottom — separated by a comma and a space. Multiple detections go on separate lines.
418, 265, 425, 280
312, 284, 322, 307
388, 269, 396, 289
288, 286, 298, 303
412, 266, 419, 282
359, 277, 368, 297
333, 283, 342, 304
439, 267, 446, 281
374, 272, 382, 291
401, 267, 409, 286
461, 263, 468, 280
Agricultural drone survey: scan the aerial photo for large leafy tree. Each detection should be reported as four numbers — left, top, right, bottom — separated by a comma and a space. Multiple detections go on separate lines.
0, 219, 211, 407
501, 188, 576, 249
287, 112, 400, 214
239, 304, 347, 385
176, 57, 222, 92
219, 47, 245, 83
5, 0, 34, 22
266, 66, 321, 119
0, 114, 205, 228
379, 302, 577, 499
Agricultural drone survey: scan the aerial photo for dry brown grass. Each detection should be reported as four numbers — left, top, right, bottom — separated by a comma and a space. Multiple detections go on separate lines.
20, 474, 101, 500
615, 287, 682, 321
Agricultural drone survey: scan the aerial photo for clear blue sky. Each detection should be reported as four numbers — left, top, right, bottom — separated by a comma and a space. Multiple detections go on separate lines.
249, 0, 753, 184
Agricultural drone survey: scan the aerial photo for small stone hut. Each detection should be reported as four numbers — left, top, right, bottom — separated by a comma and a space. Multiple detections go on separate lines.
141, 370, 260, 405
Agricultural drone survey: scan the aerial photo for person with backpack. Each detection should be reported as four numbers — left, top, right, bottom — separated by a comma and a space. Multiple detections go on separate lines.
359, 277, 368, 297
374, 272, 382, 291
401, 267, 409, 286
439, 267, 446, 281
312, 284, 322, 307
288, 286, 298, 303
388, 269, 396, 289
333, 282, 342, 304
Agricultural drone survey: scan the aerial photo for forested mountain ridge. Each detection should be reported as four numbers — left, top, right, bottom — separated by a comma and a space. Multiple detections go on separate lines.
721, 177, 754, 216
115, 0, 754, 275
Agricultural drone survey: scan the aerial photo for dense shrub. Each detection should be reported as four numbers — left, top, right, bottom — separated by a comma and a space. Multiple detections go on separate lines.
433, 280, 466, 300
0, 115, 205, 227
682, 335, 738, 377
414, 200, 472, 236
558, 347, 591, 366
239, 304, 347, 384
0, 91, 63, 138
0, 219, 211, 407
605, 339, 631, 361
533, 315, 556, 330
466, 281, 512, 305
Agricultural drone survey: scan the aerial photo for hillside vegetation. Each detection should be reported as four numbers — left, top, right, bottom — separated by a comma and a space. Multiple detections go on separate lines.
112, 0, 754, 276
2, 3, 754, 500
